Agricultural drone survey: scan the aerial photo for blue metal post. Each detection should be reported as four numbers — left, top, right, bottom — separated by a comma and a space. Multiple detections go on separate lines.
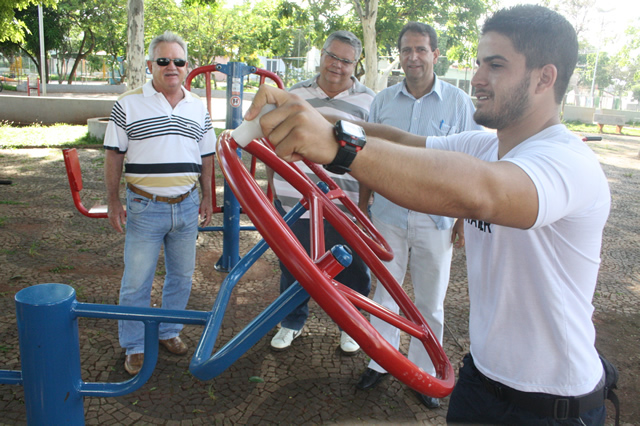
214, 62, 256, 272
15, 283, 84, 425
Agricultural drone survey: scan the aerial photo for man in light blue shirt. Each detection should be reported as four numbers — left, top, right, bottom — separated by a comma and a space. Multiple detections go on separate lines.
356, 22, 482, 408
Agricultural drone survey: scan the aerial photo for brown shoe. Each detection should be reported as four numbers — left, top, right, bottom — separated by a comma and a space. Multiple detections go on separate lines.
124, 353, 144, 375
159, 336, 188, 355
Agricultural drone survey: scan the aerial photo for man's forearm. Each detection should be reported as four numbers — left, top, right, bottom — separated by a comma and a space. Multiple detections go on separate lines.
199, 155, 213, 198
349, 136, 538, 229
243, 85, 537, 229
323, 113, 425, 148
360, 122, 426, 147
358, 183, 373, 214
105, 150, 125, 203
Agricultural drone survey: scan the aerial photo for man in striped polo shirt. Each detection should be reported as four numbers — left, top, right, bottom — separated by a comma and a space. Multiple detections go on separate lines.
104, 31, 215, 375
269, 31, 375, 355
355, 22, 481, 409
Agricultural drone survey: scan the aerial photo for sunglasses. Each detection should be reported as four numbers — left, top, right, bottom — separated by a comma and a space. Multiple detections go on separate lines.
154, 58, 187, 67
322, 49, 356, 65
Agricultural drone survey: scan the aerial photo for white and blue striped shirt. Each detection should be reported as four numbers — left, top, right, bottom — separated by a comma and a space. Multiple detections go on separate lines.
369, 75, 482, 230
104, 81, 216, 197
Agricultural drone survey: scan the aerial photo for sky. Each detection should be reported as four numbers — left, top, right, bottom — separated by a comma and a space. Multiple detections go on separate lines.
498, 0, 639, 53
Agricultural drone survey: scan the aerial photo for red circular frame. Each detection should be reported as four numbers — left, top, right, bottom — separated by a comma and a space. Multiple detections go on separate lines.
217, 131, 454, 397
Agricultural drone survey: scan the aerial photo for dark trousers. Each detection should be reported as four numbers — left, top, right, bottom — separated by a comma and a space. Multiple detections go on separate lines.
447, 354, 606, 425
275, 200, 371, 331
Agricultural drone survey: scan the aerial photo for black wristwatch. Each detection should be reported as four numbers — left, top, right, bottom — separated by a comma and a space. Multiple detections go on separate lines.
323, 120, 367, 175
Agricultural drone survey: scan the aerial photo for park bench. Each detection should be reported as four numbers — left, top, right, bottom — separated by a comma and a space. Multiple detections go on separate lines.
593, 112, 625, 134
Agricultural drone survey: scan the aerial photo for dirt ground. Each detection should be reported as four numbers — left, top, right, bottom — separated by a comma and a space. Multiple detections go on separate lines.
0, 131, 638, 425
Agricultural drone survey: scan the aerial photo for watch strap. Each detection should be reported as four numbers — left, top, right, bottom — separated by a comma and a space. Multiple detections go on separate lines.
323, 145, 357, 174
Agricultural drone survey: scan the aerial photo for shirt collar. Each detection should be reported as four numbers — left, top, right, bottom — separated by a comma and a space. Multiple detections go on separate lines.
396, 73, 443, 102
304, 74, 366, 96
144, 80, 193, 102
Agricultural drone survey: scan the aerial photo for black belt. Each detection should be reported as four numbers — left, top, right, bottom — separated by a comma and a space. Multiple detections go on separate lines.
127, 183, 196, 204
476, 361, 605, 420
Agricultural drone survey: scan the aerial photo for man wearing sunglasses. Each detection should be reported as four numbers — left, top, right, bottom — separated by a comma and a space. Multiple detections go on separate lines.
268, 31, 375, 356
104, 31, 215, 376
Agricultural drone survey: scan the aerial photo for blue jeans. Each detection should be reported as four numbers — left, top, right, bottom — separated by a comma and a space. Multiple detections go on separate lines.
119, 188, 200, 355
447, 354, 606, 425
275, 200, 371, 331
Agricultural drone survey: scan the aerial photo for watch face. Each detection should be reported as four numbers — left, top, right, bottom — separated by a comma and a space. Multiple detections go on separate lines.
341, 120, 365, 138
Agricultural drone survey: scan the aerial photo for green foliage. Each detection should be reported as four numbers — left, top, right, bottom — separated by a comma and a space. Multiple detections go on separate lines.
52, 0, 127, 84
632, 84, 640, 103
307, 0, 360, 45
0, 4, 67, 81
0, 0, 127, 84
0, 0, 57, 44
577, 50, 612, 89
610, 23, 640, 99
375, 0, 492, 65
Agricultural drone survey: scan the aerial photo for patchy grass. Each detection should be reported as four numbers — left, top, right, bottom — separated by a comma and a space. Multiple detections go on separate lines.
563, 120, 640, 137
0, 83, 17, 92
0, 122, 102, 148
0, 121, 226, 149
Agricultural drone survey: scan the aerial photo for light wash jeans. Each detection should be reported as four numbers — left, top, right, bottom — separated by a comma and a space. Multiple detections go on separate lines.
119, 188, 200, 355
368, 213, 453, 376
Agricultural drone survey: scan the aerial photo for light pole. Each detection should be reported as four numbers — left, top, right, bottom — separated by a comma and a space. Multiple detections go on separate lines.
589, 50, 600, 108
589, 8, 614, 108
38, 4, 47, 95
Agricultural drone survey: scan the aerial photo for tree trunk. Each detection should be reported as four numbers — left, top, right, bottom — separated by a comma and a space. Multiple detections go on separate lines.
127, 0, 146, 90
351, 0, 379, 92
67, 30, 95, 85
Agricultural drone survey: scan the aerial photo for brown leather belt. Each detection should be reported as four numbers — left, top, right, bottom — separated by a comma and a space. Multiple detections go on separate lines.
127, 183, 196, 204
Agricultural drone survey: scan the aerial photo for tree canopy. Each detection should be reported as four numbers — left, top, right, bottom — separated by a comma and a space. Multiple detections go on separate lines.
0, 0, 57, 43
1, 0, 638, 101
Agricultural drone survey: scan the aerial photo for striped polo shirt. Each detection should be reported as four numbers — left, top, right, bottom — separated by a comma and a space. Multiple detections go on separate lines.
104, 81, 216, 197
274, 75, 375, 217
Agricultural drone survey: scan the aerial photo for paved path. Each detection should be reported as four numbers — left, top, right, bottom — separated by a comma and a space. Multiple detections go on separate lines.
0, 132, 638, 424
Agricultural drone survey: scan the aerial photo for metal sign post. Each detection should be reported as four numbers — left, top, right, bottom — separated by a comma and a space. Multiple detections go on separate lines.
214, 62, 256, 271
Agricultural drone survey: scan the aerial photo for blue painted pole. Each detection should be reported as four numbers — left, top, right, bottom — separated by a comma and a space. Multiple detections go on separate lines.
15, 283, 85, 425
214, 62, 256, 272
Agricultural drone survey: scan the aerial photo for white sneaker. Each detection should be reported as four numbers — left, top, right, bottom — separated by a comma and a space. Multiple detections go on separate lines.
340, 331, 360, 354
270, 327, 302, 350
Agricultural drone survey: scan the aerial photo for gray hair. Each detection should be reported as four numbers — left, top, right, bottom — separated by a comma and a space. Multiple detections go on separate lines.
322, 30, 362, 61
148, 31, 187, 61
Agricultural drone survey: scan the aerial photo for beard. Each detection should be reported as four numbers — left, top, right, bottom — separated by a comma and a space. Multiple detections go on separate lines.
474, 72, 532, 130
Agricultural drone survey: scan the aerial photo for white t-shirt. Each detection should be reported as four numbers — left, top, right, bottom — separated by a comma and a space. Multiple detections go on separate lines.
427, 125, 611, 396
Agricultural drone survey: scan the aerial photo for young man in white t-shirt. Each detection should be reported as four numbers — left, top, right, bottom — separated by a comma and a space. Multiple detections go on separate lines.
243, 5, 611, 424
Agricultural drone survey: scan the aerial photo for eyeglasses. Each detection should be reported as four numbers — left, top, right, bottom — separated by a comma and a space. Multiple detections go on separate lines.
322, 50, 356, 66
154, 58, 187, 67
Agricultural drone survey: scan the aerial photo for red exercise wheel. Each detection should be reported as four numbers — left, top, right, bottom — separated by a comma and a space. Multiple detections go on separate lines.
216, 131, 455, 397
